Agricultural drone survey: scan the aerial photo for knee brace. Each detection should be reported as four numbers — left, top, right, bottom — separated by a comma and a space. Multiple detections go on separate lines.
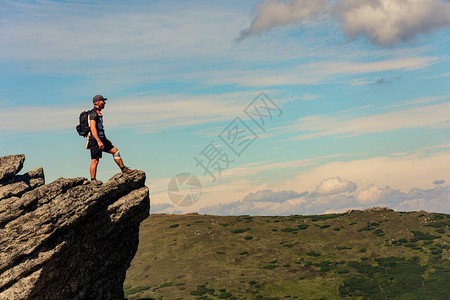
113, 151, 121, 159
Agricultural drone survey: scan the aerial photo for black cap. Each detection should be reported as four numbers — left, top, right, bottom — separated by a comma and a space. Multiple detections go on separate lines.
93, 95, 107, 103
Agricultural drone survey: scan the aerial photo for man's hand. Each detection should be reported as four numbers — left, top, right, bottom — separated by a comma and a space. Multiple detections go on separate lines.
98, 141, 105, 150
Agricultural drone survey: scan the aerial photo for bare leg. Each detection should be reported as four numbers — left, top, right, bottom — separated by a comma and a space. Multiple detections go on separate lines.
90, 159, 99, 180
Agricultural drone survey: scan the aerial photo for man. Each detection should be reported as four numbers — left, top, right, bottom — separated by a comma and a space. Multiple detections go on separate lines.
88, 94, 135, 181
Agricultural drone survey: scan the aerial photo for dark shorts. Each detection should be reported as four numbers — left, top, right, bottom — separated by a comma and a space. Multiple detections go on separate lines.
89, 136, 114, 160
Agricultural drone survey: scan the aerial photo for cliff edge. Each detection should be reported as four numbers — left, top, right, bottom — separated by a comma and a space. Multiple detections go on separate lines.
0, 154, 150, 299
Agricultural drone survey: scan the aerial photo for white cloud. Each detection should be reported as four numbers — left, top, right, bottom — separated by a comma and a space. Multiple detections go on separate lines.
0, 106, 81, 135
238, 0, 327, 40
221, 157, 336, 179
356, 184, 398, 203
150, 203, 175, 214
315, 177, 357, 195
240, 0, 450, 47
147, 148, 450, 215
290, 101, 450, 140
0, 92, 253, 135
379, 95, 447, 109
199, 194, 308, 216
335, 0, 450, 47
282, 150, 450, 193
0, 1, 245, 61
300, 93, 321, 101
243, 189, 307, 202
198, 182, 450, 216
202, 56, 437, 87
143, 155, 345, 214
394, 185, 450, 213
1, 0, 441, 91
148, 147, 450, 214
322, 206, 364, 214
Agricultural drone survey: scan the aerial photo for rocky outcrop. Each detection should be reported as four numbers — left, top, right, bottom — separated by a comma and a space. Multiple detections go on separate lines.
345, 207, 394, 214
0, 155, 25, 182
0, 154, 150, 299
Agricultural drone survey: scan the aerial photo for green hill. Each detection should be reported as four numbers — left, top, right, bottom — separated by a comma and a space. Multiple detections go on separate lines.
124, 208, 449, 299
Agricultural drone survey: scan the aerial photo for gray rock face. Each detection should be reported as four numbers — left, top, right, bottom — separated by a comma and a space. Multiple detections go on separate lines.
0, 154, 25, 181
0, 167, 45, 201
0, 155, 150, 299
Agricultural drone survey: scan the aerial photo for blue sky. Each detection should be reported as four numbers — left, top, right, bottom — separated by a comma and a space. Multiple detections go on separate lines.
1, 0, 449, 215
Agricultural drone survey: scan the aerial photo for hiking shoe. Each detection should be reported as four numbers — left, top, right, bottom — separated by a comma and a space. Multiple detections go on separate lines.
121, 166, 137, 174
90, 179, 102, 185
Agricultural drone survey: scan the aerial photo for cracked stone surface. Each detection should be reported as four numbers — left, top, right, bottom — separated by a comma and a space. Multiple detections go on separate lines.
0, 154, 150, 299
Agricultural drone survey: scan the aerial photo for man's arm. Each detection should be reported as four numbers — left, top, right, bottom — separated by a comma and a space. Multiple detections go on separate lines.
90, 120, 104, 150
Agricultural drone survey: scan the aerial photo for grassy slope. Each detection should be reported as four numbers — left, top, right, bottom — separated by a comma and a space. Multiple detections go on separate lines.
124, 209, 450, 299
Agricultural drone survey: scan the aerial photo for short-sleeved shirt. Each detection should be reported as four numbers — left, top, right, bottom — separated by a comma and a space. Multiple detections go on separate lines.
89, 108, 105, 138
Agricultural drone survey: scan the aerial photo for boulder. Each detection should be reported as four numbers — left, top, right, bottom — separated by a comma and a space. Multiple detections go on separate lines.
0, 155, 25, 181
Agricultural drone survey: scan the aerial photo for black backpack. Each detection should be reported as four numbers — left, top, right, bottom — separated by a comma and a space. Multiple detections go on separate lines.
76, 110, 91, 137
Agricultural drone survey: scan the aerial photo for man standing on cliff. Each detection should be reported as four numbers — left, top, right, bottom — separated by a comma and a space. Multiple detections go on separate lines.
88, 95, 135, 181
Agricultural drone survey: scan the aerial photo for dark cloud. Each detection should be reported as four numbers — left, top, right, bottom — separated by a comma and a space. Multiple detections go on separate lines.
376, 76, 401, 85
433, 179, 445, 185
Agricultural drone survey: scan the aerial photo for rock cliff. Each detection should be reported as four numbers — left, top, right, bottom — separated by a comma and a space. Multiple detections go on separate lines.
0, 154, 150, 299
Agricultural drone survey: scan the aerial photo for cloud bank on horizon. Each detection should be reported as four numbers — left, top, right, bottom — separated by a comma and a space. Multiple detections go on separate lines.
239, 0, 450, 47
151, 177, 450, 216
150, 145, 450, 215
